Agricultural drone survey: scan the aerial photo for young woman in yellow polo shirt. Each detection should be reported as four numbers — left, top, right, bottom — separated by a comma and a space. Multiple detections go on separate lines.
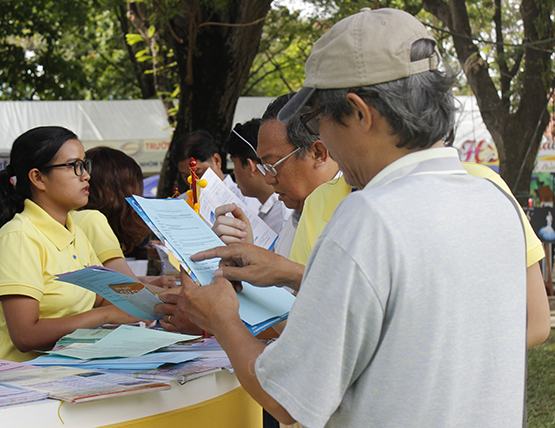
0, 126, 137, 362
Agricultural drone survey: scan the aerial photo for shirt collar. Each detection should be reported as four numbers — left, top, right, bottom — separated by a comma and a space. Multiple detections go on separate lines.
23, 199, 76, 250
365, 147, 466, 190
259, 193, 280, 215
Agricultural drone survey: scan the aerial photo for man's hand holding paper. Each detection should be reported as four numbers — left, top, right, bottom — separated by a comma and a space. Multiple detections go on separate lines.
158, 270, 241, 336
212, 203, 254, 244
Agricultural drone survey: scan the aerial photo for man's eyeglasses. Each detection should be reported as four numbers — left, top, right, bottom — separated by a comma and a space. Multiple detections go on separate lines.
300, 109, 320, 136
256, 147, 301, 177
42, 159, 92, 177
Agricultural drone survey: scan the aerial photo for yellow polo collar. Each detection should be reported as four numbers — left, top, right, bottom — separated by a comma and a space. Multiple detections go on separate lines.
22, 199, 76, 250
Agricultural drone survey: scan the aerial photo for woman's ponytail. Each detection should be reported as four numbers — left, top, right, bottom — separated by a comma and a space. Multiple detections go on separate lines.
0, 166, 24, 227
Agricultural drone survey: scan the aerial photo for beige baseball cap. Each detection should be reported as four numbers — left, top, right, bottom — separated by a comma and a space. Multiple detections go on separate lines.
278, 8, 439, 122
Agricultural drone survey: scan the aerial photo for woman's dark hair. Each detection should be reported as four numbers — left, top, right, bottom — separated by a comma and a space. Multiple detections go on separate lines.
0, 126, 78, 227
84, 147, 149, 256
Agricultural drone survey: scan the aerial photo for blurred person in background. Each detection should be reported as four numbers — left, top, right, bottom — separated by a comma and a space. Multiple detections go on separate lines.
75, 146, 176, 288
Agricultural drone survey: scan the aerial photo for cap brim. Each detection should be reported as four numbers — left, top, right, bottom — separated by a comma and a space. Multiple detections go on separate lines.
277, 87, 317, 124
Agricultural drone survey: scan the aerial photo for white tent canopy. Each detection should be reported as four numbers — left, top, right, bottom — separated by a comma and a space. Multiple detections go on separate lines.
0, 100, 172, 174
0, 96, 504, 174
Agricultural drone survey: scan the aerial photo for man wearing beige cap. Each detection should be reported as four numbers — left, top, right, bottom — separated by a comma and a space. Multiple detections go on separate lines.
166, 8, 527, 427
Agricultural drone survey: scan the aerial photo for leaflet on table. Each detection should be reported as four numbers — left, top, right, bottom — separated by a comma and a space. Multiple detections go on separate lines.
48, 325, 199, 360
197, 167, 277, 250
124, 355, 232, 385
0, 362, 170, 404
126, 196, 222, 285
56, 328, 113, 346
56, 266, 162, 320
31, 373, 170, 404
0, 384, 48, 407
28, 351, 200, 370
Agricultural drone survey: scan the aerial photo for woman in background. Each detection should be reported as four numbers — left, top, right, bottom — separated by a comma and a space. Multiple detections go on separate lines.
75, 146, 175, 287
0, 127, 136, 361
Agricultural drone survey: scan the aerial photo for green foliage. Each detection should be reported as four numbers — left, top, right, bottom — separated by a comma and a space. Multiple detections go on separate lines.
0, 0, 140, 100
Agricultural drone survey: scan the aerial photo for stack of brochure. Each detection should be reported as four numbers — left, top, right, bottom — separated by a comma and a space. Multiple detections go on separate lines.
29, 326, 200, 370
0, 360, 170, 404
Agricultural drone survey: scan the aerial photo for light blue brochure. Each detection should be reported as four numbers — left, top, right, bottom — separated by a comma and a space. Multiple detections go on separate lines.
28, 352, 201, 370
48, 326, 200, 360
128, 196, 222, 285
57, 267, 162, 319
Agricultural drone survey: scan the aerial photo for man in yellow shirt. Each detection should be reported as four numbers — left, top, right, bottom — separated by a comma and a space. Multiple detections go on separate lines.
289, 162, 550, 347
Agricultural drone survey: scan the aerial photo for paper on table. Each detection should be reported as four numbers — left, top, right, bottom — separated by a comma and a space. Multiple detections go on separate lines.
57, 267, 162, 319
0, 360, 24, 372
128, 196, 223, 285
21, 371, 170, 403
29, 352, 200, 370
197, 168, 277, 249
48, 325, 199, 360
0, 384, 48, 407
60, 329, 113, 343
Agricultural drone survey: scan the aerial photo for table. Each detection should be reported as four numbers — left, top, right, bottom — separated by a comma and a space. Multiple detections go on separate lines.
0, 370, 262, 427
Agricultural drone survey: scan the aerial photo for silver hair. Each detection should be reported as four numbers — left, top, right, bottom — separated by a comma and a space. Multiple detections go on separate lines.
262, 92, 317, 157
314, 39, 456, 150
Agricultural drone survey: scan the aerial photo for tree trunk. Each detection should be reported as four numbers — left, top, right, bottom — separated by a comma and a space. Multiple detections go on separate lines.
157, 0, 272, 197
423, 0, 553, 202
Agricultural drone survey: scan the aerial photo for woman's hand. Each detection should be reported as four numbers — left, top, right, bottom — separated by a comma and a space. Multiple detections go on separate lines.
141, 275, 178, 288
100, 304, 144, 325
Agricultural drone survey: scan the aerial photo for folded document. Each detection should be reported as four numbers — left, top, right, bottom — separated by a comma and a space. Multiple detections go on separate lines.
126, 196, 295, 334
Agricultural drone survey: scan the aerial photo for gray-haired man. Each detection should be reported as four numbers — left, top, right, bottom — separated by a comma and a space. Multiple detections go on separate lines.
163, 8, 527, 427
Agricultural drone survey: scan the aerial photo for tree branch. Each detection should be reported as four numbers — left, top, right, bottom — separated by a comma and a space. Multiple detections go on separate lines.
424, 0, 505, 149
494, 0, 511, 106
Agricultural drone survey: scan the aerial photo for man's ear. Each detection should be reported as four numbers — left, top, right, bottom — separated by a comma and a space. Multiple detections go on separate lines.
310, 140, 330, 164
28, 168, 47, 191
246, 158, 259, 175
346, 92, 373, 132
211, 153, 222, 170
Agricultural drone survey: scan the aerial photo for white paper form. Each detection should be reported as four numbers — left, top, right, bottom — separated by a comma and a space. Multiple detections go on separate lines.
129, 196, 223, 285
199, 168, 277, 249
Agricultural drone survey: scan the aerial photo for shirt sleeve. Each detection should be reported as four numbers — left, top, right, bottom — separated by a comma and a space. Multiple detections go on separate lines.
463, 163, 544, 266
73, 210, 124, 263
0, 231, 46, 301
255, 237, 385, 428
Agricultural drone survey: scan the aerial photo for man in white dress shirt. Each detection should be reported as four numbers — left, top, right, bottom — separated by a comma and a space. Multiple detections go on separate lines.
223, 118, 292, 235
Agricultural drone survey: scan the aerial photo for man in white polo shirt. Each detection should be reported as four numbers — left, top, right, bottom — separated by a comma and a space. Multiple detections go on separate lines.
163, 8, 527, 427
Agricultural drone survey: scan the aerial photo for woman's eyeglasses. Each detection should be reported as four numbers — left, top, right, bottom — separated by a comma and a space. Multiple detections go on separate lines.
42, 159, 92, 177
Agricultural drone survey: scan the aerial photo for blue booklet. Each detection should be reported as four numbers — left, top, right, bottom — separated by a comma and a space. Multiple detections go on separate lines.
57, 266, 163, 320
125, 196, 295, 334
